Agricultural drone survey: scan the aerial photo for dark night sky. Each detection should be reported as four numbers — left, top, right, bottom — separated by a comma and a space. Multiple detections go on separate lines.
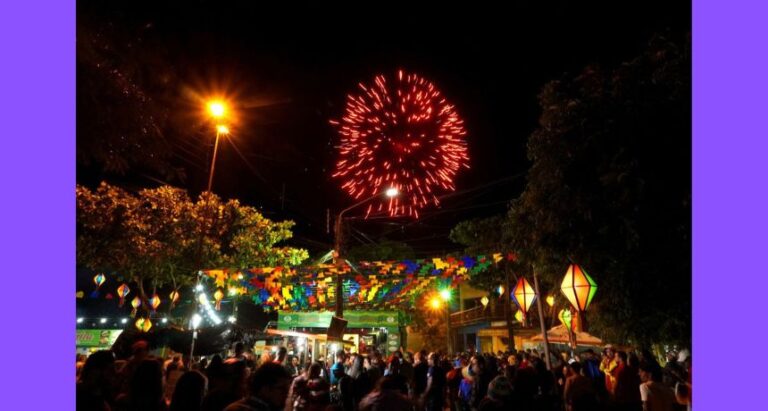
77, 0, 690, 258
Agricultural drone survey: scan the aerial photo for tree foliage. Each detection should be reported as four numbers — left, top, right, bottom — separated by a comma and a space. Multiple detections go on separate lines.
452, 35, 691, 347
345, 240, 415, 262
77, 182, 309, 305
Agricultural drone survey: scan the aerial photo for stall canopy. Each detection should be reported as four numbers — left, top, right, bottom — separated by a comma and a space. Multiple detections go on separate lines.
530, 324, 603, 346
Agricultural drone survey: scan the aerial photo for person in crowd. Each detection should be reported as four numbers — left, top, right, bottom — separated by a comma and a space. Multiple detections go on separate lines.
469, 355, 492, 411
170, 370, 208, 411
563, 361, 597, 411
224, 362, 293, 411
364, 354, 384, 388
114, 358, 168, 411
412, 350, 429, 398
117, 340, 150, 394
77, 350, 117, 411
400, 351, 414, 386
77, 353, 88, 379
230, 343, 247, 362
275, 347, 288, 365
348, 354, 373, 406
639, 362, 676, 411
662, 352, 685, 389
614, 352, 642, 411
330, 350, 347, 387
333, 362, 354, 411
358, 375, 414, 411
288, 356, 301, 378
477, 375, 513, 411
202, 360, 248, 411
446, 357, 466, 411
600, 345, 618, 394
286, 362, 330, 411
420, 352, 447, 411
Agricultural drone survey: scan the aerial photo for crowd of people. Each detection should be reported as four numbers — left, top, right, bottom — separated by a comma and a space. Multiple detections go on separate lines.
76, 341, 692, 411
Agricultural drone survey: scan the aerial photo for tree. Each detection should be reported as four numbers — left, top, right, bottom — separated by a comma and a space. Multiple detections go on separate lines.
505, 35, 691, 346
77, 182, 309, 309
345, 240, 415, 262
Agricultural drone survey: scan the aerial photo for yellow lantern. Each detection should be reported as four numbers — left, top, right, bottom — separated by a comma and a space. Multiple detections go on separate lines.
546, 295, 555, 307
560, 264, 598, 312
214, 289, 224, 311
149, 294, 161, 312
130, 296, 142, 317
135, 317, 152, 332
169, 290, 180, 309
514, 310, 523, 323
512, 277, 536, 314
480, 296, 489, 308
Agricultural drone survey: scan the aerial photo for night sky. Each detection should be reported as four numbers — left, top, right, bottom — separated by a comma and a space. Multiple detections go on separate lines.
77, 0, 690, 258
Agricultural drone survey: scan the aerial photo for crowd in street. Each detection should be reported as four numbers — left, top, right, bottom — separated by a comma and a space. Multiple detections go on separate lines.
76, 341, 692, 411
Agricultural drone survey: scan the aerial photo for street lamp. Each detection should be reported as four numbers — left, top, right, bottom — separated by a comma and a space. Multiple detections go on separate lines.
333, 187, 400, 318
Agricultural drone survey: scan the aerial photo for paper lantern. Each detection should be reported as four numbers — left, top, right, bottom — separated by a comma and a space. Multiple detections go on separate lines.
560, 264, 597, 312
546, 295, 555, 307
558, 308, 573, 330
117, 284, 130, 307
514, 310, 523, 323
512, 277, 536, 314
135, 318, 152, 332
130, 296, 141, 317
169, 290, 180, 309
497, 285, 505, 295
149, 294, 161, 312
480, 296, 489, 308
214, 289, 224, 311
93, 273, 106, 287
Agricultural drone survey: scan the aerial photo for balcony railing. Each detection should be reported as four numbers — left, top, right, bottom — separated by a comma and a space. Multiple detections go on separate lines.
449, 302, 505, 327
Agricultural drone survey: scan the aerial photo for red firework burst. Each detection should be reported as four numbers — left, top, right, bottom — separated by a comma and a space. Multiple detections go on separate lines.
330, 70, 469, 218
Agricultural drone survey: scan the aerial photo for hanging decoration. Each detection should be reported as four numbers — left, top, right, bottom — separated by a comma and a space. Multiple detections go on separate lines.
169, 290, 180, 309
117, 284, 130, 307
515, 310, 524, 323
135, 317, 152, 332
560, 264, 598, 312
546, 295, 555, 307
149, 293, 161, 313
558, 308, 574, 331
512, 277, 536, 325
91, 273, 106, 298
214, 289, 224, 311
130, 296, 141, 317
480, 296, 489, 308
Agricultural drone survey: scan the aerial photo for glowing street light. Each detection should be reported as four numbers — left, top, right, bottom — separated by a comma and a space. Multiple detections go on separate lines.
208, 101, 226, 119
429, 296, 443, 310
439, 289, 452, 302
216, 124, 229, 134
385, 187, 400, 198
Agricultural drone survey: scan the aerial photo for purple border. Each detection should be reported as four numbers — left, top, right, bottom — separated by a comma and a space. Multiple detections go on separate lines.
694, 1, 767, 409
0, 0, 75, 408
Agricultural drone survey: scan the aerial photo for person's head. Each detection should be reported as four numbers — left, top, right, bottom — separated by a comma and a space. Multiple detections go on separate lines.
405, 351, 414, 363
335, 349, 346, 363
292, 356, 300, 366
332, 365, 346, 380
131, 340, 149, 359
604, 345, 615, 359
487, 376, 513, 401
567, 361, 582, 377
308, 362, 323, 379
248, 362, 292, 408
616, 351, 628, 364
277, 346, 288, 361
583, 349, 595, 360
234, 342, 245, 356
79, 350, 116, 386
638, 363, 659, 383
169, 371, 208, 411
428, 352, 440, 367
129, 359, 164, 406
471, 354, 486, 374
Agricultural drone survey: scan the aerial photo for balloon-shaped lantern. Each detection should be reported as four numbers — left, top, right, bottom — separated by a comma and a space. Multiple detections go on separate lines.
546, 295, 555, 307
560, 264, 597, 331
214, 289, 224, 311
149, 293, 161, 313
558, 308, 574, 330
130, 296, 142, 317
117, 284, 130, 307
169, 290, 180, 309
512, 277, 536, 326
514, 310, 524, 323
91, 273, 106, 298
135, 318, 152, 332
480, 296, 489, 308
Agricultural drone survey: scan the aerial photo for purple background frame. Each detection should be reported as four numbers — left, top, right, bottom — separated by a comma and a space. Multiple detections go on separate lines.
1, 1, 766, 409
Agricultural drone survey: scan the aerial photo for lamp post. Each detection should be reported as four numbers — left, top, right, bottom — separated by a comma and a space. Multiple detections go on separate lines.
205, 101, 229, 192
333, 187, 399, 318
429, 290, 453, 354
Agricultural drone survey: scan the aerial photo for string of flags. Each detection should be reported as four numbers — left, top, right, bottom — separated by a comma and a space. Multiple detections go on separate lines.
77, 253, 515, 311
